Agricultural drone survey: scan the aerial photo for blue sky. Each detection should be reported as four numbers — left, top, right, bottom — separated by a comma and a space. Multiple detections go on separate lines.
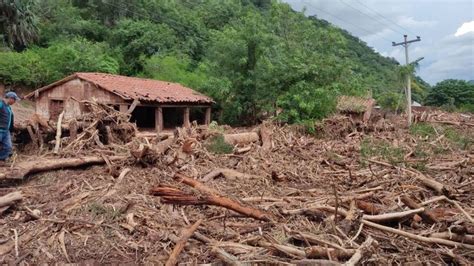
284, 0, 474, 85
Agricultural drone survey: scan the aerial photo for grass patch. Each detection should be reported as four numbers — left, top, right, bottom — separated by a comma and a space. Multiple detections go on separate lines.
87, 202, 121, 221
360, 138, 406, 165
443, 127, 472, 150
410, 123, 436, 138
205, 134, 234, 154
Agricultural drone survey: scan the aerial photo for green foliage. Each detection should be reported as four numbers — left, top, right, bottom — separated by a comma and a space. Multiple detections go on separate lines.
425, 79, 474, 111
277, 81, 337, 123
141, 55, 207, 89
360, 138, 406, 165
0, 38, 119, 86
206, 134, 234, 154
0, 0, 38, 50
377, 92, 406, 112
0, 0, 431, 125
409, 123, 436, 138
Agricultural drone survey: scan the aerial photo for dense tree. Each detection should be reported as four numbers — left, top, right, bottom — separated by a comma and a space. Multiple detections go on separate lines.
0, 0, 442, 124
0, 0, 38, 50
425, 79, 474, 112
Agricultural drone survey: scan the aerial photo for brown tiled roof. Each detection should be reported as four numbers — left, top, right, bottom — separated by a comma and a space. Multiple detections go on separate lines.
26, 72, 214, 104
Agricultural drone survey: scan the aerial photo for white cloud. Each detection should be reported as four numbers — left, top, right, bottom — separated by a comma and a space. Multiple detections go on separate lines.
455, 21, 474, 37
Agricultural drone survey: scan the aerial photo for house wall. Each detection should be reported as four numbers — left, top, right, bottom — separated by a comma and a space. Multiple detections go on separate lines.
36, 78, 124, 120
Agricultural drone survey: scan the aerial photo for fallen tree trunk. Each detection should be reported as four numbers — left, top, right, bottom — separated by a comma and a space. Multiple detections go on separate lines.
0, 191, 23, 208
151, 174, 272, 221
0, 156, 127, 180
224, 132, 259, 145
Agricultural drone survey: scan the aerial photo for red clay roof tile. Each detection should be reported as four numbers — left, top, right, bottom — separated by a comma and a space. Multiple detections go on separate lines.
27, 72, 214, 104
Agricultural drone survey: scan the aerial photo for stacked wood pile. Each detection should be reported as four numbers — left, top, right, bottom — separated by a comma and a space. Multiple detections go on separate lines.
0, 111, 472, 264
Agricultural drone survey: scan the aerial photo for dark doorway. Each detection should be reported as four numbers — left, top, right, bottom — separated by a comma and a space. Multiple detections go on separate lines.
190, 107, 205, 124
163, 107, 183, 129
49, 99, 64, 120
131, 106, 155, 129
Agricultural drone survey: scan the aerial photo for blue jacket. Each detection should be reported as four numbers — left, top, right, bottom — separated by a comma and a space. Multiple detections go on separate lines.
0, 99, 13, 132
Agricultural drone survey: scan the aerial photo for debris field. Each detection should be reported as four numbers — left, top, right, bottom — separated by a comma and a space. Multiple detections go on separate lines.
0, 103, 473, 265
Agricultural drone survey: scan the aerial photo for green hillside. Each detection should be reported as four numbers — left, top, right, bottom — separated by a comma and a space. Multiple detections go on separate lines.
0, 0, 426, 124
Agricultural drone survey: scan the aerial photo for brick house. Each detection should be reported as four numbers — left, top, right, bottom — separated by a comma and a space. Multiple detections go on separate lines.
25, 73, 214, 131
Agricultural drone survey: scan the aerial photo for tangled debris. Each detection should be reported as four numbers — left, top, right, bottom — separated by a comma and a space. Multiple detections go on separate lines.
0, 110, 473, 264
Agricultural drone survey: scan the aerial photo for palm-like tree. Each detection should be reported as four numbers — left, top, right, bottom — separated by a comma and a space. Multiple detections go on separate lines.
0, 0, 38, 51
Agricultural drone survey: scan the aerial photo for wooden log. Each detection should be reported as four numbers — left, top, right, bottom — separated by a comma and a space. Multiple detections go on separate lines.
69, 120, 78, 141
165, 219, 202, 266
305, 246, 355, 259
151, 174, 272, 222
53, 111, 65, 154
356, 200, 383, 215
429, 232, 474, 245
126, 99, 140, 114
344, 236, 375, 266
260, 124, 272, 150
400, 195, 438, 224
362, 208, 425, 223
362, 220, 474, 249
0, 191, 23, 208
0, 156, 127, 180
224, 132, 260, 145
404, 169, 453, 197
155, 137, 174, 155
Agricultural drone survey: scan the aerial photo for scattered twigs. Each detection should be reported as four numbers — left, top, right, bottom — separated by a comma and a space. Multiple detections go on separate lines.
362, 220, 474, 249
202, 168, 252, 182
420, 196, 473, 223
165, 219, 202, 266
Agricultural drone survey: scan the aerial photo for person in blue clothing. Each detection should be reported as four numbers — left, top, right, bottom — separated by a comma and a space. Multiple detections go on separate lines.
0, 92, 20, 166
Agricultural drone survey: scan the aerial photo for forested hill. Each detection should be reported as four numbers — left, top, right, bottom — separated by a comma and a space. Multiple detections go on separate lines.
0, 0, 428, 124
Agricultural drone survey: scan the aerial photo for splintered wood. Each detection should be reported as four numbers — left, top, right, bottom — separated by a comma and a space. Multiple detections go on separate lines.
0, 111, 472, 264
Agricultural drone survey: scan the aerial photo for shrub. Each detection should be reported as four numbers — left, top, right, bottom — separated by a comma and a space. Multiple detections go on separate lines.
205, 134, 233, 154
409, 123, 436, 138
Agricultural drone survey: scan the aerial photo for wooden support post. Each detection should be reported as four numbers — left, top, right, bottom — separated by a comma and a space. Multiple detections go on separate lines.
183, 107, 190, 128
155, 107, 163, 132
205, 107, 211, 125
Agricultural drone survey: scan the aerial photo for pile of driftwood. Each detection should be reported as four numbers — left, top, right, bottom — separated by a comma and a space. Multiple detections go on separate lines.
0, 111, 472, 264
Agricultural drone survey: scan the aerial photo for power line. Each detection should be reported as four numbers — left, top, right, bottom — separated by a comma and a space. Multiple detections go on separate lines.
308, 5, 395, 43
337, 0, 405, 36
353, 0, 417, 36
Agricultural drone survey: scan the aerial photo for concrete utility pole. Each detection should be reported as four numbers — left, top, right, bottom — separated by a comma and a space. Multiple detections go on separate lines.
392, 35, 421, 126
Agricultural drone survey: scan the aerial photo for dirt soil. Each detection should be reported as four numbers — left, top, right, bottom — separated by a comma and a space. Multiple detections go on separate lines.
0, 112, 473, 265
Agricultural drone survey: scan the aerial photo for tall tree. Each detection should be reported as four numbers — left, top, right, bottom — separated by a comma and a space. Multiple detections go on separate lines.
0, 0, 38, 50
